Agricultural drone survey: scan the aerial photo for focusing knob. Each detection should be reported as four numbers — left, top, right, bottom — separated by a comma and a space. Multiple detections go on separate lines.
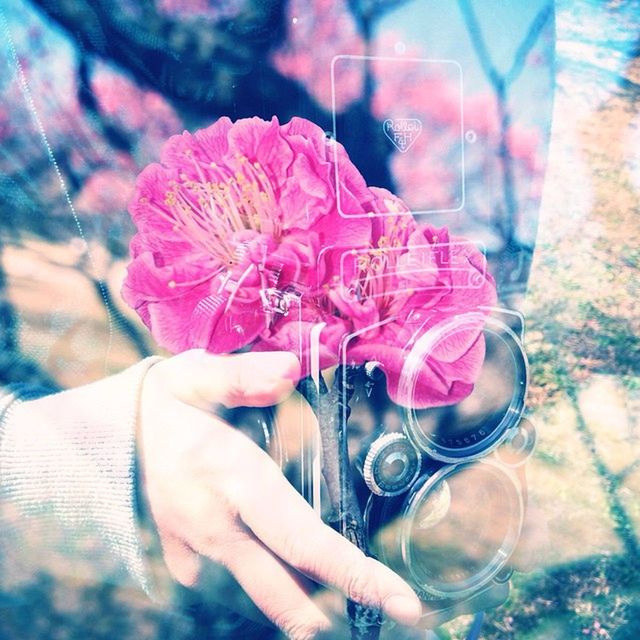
363, 433, 422, 497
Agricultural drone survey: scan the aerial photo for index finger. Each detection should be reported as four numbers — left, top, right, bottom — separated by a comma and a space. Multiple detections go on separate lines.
234, 448, 422, 627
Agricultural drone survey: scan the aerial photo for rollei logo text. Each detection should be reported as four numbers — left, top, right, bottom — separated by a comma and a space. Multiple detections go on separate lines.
383, 118, 423, 152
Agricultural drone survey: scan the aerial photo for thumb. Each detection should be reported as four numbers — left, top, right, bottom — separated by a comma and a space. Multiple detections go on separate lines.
153, 349, 301, 410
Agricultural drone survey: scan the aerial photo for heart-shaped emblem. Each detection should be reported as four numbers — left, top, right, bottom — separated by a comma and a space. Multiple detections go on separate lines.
382, 118, 423, 153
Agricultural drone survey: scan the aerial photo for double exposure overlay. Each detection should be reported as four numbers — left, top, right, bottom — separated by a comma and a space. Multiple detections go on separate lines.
0, 0, 639, 638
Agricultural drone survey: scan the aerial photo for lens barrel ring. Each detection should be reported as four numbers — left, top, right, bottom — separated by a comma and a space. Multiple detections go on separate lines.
399, 312, 529, 463
365, 458, 524, 600
401, 459, 523, 598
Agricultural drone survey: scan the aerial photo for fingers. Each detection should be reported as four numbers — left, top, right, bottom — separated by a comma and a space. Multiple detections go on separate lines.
235, 451, 422, 627
214, 536, 331, 640
161, 508, 334, 639
146, 349, 422, 632
155, 349, 301, 410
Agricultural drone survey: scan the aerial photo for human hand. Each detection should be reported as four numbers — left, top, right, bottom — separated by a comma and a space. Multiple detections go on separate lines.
138, 349, 422, 639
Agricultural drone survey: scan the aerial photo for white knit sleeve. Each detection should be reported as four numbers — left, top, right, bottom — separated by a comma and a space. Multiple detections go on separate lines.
0, 356, 163, 594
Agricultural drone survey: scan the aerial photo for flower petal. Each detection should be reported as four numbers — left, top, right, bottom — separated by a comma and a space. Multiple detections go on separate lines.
227, 116, 294, 188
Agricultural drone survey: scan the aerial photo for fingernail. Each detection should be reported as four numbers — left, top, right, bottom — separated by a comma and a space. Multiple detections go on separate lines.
382, 594, 422, 626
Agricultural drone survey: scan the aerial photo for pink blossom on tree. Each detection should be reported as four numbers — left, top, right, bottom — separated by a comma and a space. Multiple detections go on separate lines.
90, 62, 182, 163
272, 0, 365, 112
156, 0, 246, 20
370, 49, 545, 246
74, 169, 136, 216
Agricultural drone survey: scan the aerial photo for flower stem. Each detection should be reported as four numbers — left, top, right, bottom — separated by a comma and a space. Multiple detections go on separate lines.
297, 368, 382, 640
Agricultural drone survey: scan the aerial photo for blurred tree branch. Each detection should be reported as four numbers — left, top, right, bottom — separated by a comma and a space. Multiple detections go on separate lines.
29, 0, 311, 120
27, 0, 395, 199
347, 0, 414, 35
457, 0, 554, 297
457, 0, 553, 248
76, 58, 133, 154
559, 59, 640, 98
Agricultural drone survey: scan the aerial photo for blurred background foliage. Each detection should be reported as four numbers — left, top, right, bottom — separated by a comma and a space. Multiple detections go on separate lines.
0, 0, 639, 638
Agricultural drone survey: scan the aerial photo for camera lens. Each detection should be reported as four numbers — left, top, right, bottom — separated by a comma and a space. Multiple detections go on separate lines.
401, 314, 528, 462
366, 460, 522, 600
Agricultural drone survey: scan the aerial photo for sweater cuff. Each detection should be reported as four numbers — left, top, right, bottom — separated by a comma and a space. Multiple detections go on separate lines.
0, 356, 163, 594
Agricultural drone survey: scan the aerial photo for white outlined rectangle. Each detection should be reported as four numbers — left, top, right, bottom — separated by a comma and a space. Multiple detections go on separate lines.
331, 55, 465, 217
339, 241, 487, 297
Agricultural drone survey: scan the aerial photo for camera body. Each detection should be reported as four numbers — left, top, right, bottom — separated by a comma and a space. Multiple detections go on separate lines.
206, 43, 547, 632
246, 256, 536, 629
223, 49, 540, 624
340, 306, 533, 629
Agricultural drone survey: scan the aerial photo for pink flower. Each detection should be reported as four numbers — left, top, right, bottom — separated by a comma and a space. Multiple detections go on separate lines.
90, 62, 182, 164
122, 116, 372, 355
74, 169, 135, 215
253, 188, 413, 373
256, 186, 497, 406
157, 0, 245, 20
0, 106, 12, 141
326, 188, 497, 407
123, 115, 497, 409
253, 304, 352, 375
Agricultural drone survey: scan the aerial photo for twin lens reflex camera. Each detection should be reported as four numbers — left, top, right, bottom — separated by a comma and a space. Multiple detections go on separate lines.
225, 233, 536, 631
